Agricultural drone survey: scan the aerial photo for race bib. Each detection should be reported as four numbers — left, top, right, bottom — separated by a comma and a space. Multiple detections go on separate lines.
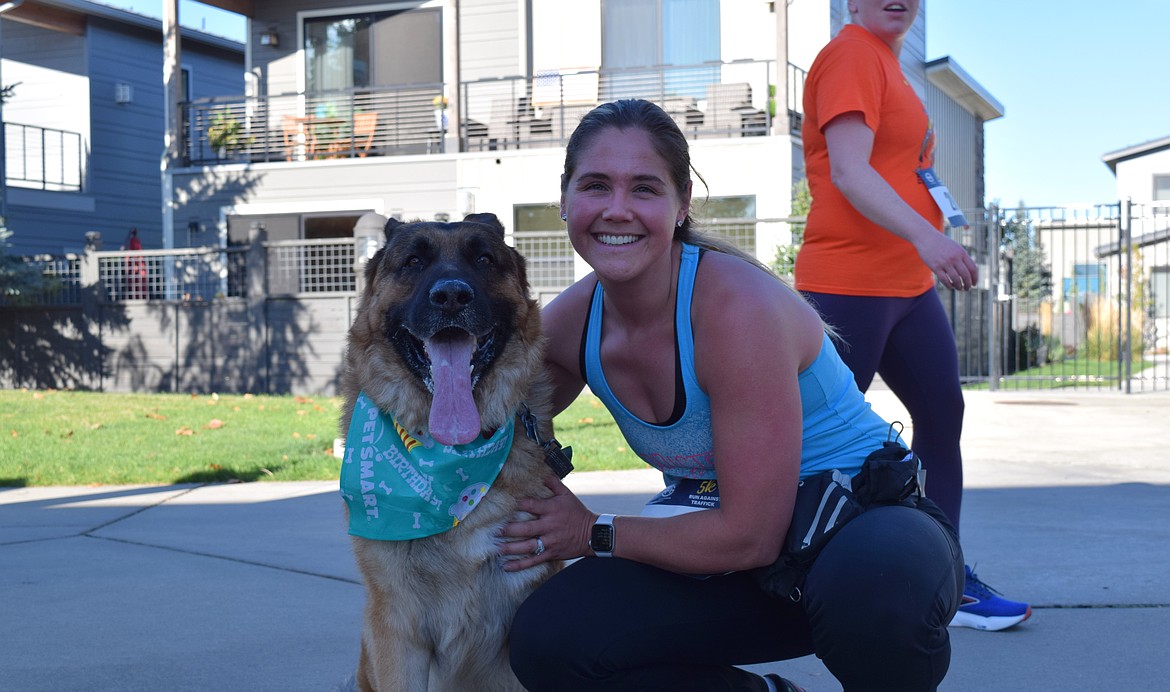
642, 478, 727, 579
641, 478, 720, 517
916, 166, 968, 229
340, 392, 513, 541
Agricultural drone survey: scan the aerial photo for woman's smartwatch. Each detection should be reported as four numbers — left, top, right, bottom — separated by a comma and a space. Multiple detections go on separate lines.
589, 514, 616, 557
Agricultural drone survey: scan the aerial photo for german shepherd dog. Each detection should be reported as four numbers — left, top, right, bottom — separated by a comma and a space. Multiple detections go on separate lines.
339, 213, 562, 691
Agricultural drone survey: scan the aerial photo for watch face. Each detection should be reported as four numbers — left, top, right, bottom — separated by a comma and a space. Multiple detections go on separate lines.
590, 523, 614, 553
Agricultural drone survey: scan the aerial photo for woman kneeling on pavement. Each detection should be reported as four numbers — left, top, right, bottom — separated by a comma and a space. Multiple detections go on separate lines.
498, 98, 964, 692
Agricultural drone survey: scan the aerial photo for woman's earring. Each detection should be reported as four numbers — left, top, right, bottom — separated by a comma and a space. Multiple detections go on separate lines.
676, 219, 684, 228
560, 212, 567, 221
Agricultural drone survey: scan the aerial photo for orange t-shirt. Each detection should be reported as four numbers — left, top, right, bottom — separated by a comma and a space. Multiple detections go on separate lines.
795, 24, 942, 297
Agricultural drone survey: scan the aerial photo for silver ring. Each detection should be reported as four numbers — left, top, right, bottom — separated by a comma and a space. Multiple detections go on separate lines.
534, 537, 546, 556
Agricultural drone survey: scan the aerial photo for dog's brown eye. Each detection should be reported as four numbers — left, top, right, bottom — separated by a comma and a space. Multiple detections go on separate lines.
476, 254, 493, 266
405, 256, 422, 269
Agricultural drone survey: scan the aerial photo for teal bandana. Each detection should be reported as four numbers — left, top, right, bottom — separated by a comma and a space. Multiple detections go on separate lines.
340, 391, 514, 540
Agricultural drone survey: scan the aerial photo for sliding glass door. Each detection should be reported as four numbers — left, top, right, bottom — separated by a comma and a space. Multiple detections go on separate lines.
304, 7, 441, 93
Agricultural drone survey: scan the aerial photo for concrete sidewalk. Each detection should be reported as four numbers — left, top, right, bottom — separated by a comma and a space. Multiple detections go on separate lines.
2, 389, 1168, 691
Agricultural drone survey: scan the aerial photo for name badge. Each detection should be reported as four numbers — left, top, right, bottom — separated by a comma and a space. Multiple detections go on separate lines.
916, 167, 968, 228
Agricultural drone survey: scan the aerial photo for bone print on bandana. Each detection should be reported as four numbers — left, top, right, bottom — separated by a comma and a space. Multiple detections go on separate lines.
340, 392, 513, 540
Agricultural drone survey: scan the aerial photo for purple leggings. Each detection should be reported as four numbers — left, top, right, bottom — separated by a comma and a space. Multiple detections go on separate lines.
802, 289, 966, 534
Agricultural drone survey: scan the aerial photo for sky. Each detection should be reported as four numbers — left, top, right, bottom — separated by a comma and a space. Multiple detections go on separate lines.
102, 2, 1168, 208
99, 1, 246, 41
927, 1, 1170, 208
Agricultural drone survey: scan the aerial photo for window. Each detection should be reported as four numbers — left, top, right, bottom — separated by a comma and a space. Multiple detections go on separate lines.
601, 0, 720, 99
1154, 175, 1170, 201
1063, 262, 1107, 304
1152, 267, 1170, 319
303, 214, 362, 240
304, 7, 440, 93
602, 0, 719, 69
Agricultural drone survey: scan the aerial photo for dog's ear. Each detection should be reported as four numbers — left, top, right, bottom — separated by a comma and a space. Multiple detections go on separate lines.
383, 217, 405, 242
463, 213, 505, 238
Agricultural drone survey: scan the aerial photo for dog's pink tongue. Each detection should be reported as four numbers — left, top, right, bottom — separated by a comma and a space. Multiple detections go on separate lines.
426, 335, 480, 446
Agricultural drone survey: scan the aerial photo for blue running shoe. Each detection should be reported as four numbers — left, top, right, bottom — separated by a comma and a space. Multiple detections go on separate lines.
950, 564, 1032, 631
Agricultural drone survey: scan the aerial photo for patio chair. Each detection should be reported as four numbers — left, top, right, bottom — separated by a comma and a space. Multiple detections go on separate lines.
282, 115, 312, 159
353, 111, 378, 157
704, 82, 766, 136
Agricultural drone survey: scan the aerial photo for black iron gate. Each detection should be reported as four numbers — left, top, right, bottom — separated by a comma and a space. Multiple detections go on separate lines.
955, 203, 1169, 392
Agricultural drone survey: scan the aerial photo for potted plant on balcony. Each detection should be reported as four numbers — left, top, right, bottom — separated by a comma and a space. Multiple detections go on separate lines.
207, 111, 245, 158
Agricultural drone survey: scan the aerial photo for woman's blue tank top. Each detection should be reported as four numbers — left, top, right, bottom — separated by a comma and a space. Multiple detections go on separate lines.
582, 243, 899, 480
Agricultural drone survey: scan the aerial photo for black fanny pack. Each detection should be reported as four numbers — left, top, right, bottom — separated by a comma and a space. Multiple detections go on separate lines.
754, 431, 951, 602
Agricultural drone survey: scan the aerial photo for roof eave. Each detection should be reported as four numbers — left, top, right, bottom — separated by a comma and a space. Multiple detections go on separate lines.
1101, 135, 1170, 174
925, 56, 1005, 121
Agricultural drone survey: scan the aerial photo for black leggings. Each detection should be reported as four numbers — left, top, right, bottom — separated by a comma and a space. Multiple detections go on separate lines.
802, 289, 967, 534
510, 505, 963, 692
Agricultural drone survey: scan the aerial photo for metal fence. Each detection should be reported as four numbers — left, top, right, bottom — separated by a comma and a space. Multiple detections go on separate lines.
265, 239, 356, 295
985, 202, 1169, 392
8, 253, 82, 305
512, 230, 576, 304
6, 205, 1168, 394
95, 246, 248, 302
19, 239, 354, 305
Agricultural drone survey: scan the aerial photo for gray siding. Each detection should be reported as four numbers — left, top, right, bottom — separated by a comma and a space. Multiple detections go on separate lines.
4, 15, 243, 256
927, 81, 981, 212
251, 0, 330, 96
460, 0, 523, 80
901, 5, 927, 97
87, 20, 173, 245
4, 20, 87, 77
170, 156, 461, 243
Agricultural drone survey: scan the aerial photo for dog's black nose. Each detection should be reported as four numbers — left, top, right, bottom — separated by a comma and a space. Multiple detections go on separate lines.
429, 278, 474, 313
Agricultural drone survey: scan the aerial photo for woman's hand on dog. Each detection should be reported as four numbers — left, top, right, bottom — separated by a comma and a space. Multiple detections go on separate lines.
499, 476, 595, 572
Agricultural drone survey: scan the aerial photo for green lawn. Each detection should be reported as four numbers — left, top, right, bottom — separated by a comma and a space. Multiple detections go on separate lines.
0, 389, 641, 487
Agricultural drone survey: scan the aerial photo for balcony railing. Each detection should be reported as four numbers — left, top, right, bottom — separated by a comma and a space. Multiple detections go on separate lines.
460, 60, 782, 150
185, 83, 447, 165
183, 59, 805, 165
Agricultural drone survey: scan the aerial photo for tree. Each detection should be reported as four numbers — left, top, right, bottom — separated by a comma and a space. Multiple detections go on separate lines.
0, 225, 56, 305
771, 178, 811, 277
1000, 204, 1052, 302
998, 204, 1055, 369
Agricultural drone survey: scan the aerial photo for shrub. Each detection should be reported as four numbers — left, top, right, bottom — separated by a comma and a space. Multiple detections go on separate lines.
1081, 298, 1144, 361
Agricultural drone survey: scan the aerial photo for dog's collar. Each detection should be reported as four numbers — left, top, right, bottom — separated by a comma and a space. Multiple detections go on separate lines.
517, 403, 574, 479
